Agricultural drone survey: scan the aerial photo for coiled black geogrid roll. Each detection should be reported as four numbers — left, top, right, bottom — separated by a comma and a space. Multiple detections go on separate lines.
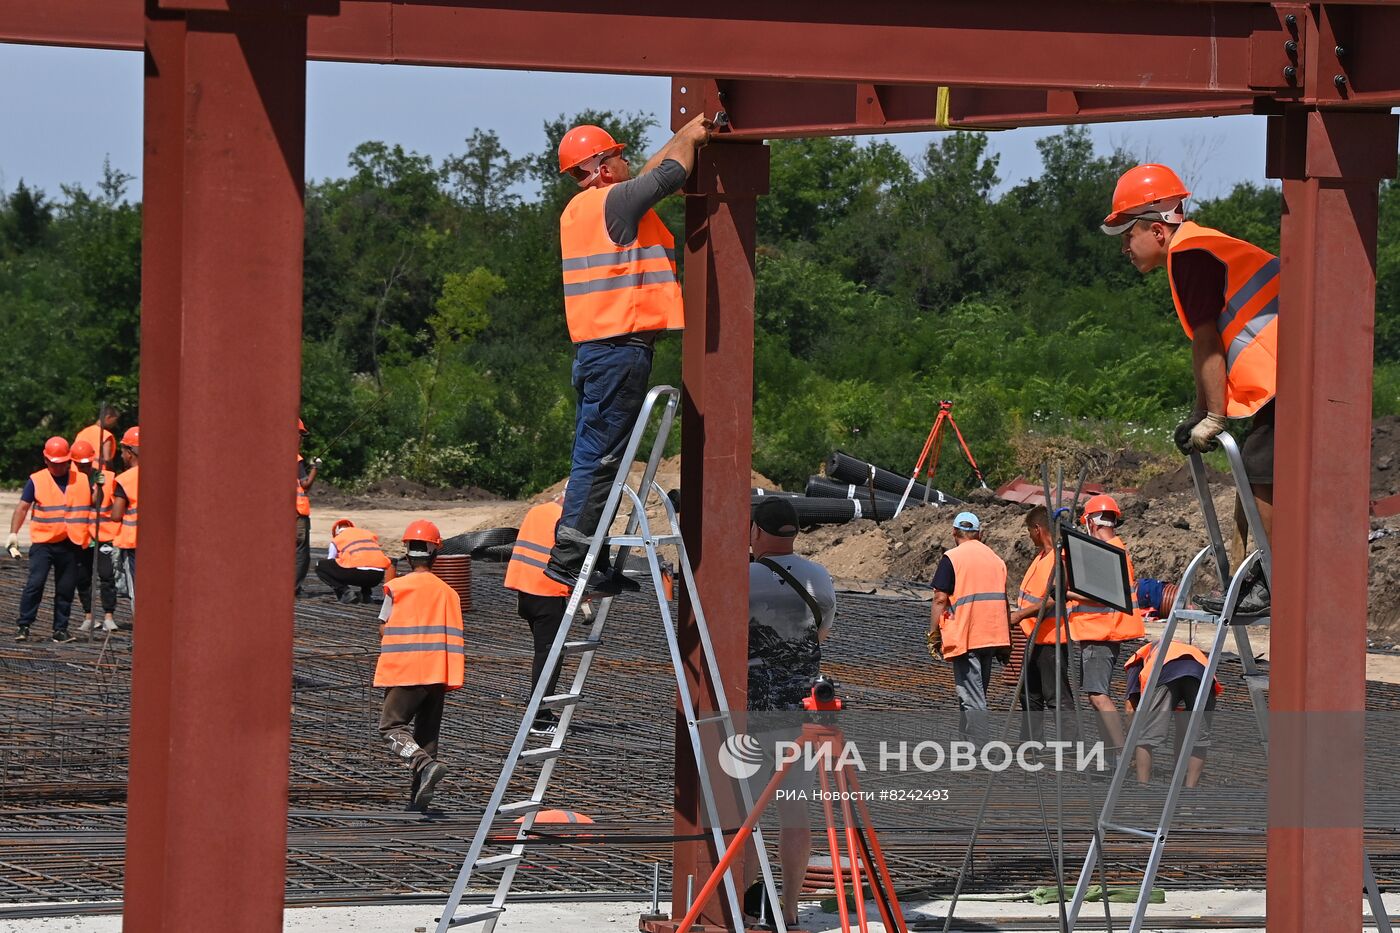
825, 450, 961, 505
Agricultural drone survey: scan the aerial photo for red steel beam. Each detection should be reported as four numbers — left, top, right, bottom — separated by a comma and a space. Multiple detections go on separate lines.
670, 79, 1259, 139
123, 4, 307, 931
1266, 106, 1398, 933
0, 0, 1345, 96
669, 141, 769, 933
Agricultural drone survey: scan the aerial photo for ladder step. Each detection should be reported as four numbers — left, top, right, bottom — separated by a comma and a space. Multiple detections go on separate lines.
518, 746, 564, 764
1229, 614, 1271, 626
1173, 610, 1221, 623
1243, 673, 1270, 691
497, 800, 543, 817
561, 639, 601, 655
539, 692, 582, 711
691, 712, 731, 726
1102, 821, 1158, 840
443, 907, 505, 927
474, 853, 523, 870
605, 534, 683, 548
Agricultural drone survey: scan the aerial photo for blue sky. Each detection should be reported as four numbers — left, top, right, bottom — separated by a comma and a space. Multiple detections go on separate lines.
1, 43, 1274, 203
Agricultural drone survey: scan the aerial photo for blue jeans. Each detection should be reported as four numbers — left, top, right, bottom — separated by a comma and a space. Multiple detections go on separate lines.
18, 541, 79, 633
554, 342, 653, 564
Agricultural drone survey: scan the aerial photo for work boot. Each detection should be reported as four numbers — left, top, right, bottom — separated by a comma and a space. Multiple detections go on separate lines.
335, 589, 357, 605
1196, 566, 1271, 617
411, 761, 448, 811
52, 630, 74, 644
14, 627, 29, 643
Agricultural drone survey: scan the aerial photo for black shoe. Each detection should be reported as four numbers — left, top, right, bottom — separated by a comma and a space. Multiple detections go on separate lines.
544, 561, 628, 597
412, 761, 448, 810
335, 590, 357, 604
607, 570, 642, 593
14, 628, 29, 643
1234, 573, 1271, 616
52, 630, 74, 644
359, 587, 374, 603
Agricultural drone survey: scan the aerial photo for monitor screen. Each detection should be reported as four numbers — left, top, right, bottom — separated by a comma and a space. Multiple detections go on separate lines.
1062, 527, 1133, 613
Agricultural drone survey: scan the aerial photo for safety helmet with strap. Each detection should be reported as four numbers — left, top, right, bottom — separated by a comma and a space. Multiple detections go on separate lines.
558, 124, 624, 188
1101, 164, 1190, 235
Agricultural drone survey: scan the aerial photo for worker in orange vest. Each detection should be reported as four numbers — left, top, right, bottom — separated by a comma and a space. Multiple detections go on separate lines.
1008, 505, 1076, 744
1104, 164, 1275, 615
375, 519, 464, 812
505, 494, 574, 737
74, 404, 121, 472
1068, 495, 1145, 757
295, 418, 321, 597
317, 518, 396, 604
1123, 639, 1222, 787
543, 113, 717, 596
929, 511, 1011, 747
65, 439, 120, 637
8, 437, 81, 643
109, 426, 140, 607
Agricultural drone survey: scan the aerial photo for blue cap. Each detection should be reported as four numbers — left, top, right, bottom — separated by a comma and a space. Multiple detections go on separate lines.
953, 511, 981, 532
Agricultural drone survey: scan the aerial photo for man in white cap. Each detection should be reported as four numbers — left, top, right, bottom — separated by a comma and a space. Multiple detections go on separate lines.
928, 511, 1011, 747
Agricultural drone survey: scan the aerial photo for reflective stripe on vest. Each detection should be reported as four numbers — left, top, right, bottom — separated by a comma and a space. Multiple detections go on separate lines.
66, 470, 119, 546
1017, 548, 1069, 645
28, 469, 74, 544
559, 185, 683, 343
114, 466, 139, 550
505, 501, 570, 598
1124, 639, 1223, 703
333, 528, 391, 570
939, 539, 1009, 659
1068, 536, 1146, 643
374, 572, 466, 689
1167, 221, 1278, 418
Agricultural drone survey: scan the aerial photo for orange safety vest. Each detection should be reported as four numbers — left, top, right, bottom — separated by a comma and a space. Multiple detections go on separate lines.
333, 527, 391, 571
1167, 221, 1278, 418
1123, 640, 1223, 703
28, 469, 74, 544
114, 466, 139, 550
1068, 535, 1146, 642
75, 423, 116, 469
939, 539, 1010, 659
1017, 548, 1070, 645
296, 455, 311, 517
504, 501, 571, 598
559, 185, 683, 343
374, 571, 466, 689
66, 469, 119, 547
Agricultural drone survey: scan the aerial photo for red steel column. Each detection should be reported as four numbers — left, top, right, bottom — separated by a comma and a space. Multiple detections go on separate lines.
671, 142, 769, 930
1266, 108, 1398, 933
125, 4, 309, 930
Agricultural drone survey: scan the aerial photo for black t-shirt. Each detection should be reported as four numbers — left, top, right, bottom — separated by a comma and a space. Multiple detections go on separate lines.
930, 554, 955, 595
1168, 249, 1228, 330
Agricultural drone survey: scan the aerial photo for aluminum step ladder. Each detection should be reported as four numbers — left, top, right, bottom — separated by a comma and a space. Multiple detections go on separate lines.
435, 385, 784, 933
1067, 433, 1390, 932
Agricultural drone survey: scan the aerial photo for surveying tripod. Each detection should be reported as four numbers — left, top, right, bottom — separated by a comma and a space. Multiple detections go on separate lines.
893, 400, 987, 517
1066, 433, 1392, 932
675, 685, 910, 933
435, 385, 783, 933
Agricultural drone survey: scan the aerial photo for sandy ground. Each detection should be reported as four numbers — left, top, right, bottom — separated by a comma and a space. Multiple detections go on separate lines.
3, 889, 1396, 932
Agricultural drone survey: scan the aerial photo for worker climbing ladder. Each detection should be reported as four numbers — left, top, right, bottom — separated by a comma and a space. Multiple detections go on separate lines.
435, 385, 785, 933
1066, 433, 1392, 932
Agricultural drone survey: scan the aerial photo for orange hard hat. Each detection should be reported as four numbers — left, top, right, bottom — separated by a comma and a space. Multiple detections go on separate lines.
1083, 494, 1122, 526
1101, 164, 1190, 234
121, 426, 140, 447
298, 418, 308, 435
43, 436, 71, 464
558, 124, 624, 174
331, 518, 355, 537
402, 519, 443, 548
69, 440, 96, 465
518, 809, 595, 825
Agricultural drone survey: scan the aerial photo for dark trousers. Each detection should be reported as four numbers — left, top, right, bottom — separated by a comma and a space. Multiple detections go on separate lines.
76, 544, 118, 616
18, 541, 79, 633
379, 684, 447, 777
314, 560, 384, 598
294, 514, 311, 591
125, 549, 137, 603
518, 593, 567, 723
1020, 643, 1077, 744
550, 342, 653, 571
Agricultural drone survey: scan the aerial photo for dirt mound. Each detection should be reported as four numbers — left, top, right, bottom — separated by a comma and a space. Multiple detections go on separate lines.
534, 455, 779, 504
314, 476, 496, 511
1373, 416, 1400, 498
1008, 434, 1174, 490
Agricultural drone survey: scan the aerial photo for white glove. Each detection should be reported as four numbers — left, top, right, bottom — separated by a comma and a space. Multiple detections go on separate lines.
1189, 412, 1228, 452
6, 533, 19, 558
311, 457, 323, 469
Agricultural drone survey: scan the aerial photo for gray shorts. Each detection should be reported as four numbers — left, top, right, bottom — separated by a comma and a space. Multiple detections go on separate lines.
1079, 641, 1123, 697
1134, 679, 1216, 752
